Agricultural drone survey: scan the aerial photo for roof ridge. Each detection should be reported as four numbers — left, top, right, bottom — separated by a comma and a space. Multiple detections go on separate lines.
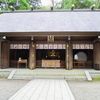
1, 9, 100, 13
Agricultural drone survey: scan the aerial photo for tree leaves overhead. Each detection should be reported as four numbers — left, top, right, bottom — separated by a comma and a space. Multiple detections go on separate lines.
61, 0, 97, 9
19, 0, 30, 9
0, 0, 100, 10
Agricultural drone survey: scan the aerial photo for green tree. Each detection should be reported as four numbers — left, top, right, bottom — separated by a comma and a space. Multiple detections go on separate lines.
0, 0, 31, 10
19, 0, 30, 10
0, 0, 100, 10
60, 0, 98, 9
97, 0, 100, 9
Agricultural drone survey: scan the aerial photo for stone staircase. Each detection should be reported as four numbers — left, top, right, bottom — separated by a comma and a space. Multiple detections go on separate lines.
89, 71, 100, 79
8, 69, 87, 80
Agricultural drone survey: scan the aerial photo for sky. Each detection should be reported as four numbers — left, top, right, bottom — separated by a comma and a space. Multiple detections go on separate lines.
41, 0, 52, 6
41, 0, 62, 6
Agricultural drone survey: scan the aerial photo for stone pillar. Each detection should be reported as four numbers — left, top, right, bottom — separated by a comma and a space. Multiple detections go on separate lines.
65, 41, 73, 70
1, 42, 10, 68
29, 41, 36, 69
93, 42, 100, 68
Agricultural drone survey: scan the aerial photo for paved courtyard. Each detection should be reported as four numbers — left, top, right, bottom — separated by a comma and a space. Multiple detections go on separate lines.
0, 78, 100, 100
9, 79, 75, 100
0, 68, 100, 100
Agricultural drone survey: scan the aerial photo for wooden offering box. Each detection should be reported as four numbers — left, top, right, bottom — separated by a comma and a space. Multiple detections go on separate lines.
42, 60, 60, 68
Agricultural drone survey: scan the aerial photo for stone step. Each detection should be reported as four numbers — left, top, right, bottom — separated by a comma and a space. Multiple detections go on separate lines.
65, 77, 87, 81
12, 75, 86, 80
89, 71, 100, 74
11, 70, 86, 80
16, 72, 84, 75
15, 73, 85, 77
12, 76, 64, 80
90, 74, 100, 78
16, 71, 84, 73
65, 76, 87, 81
12, 76, 34, 80
34, 76, 65, 79
15, 71, 85, 75
34, 76, 86, 79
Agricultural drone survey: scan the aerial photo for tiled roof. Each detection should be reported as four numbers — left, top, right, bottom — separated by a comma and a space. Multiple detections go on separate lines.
0, 11, 100, 32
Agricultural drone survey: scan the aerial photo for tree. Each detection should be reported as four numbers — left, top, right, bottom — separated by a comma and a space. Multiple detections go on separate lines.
0, 0, 100, 10
97, 0, 100, 9
19, 0, 30, 9
60, 0, 98, 9
29, 0, 42, 9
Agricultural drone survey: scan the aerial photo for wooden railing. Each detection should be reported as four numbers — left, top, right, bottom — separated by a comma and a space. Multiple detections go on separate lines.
73, 61, 92, 68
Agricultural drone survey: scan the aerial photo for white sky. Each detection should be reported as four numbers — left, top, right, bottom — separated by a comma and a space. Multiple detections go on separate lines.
41, 0, 52, 6
41, 0, 62, 6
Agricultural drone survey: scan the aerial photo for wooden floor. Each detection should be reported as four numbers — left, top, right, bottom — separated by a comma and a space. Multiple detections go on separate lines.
9, 79, 75, 100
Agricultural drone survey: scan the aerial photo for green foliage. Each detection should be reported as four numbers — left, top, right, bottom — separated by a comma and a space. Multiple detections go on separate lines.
19, 0, 30, 10
0, 12, 3, 14
40, 5, 51, 10
0, 0, 31, 10
8, 0, 15, 7
93, 78, 100, 81
8, 0, 15, 3
0, 0, 4, 3
61, 0, 99, 9
0, 0, 100, 10
18, 3, 27, 10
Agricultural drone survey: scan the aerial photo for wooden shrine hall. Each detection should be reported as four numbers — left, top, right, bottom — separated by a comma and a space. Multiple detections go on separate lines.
0, 10, 100, 70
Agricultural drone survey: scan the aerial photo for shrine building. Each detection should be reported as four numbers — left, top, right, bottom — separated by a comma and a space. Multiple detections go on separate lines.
0, 10, 100, 70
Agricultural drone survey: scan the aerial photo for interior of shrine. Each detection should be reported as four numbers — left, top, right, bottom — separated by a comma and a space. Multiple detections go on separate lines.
8, 35, 97, 69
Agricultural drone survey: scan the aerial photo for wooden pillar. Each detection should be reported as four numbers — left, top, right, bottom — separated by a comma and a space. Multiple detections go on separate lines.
1, 42, 10, 68
0, 40, 1, 68
93, 42, 100, 68
66, 41, 73, 70
29, 41, 36, 69
66, 42, 68, 69
69, 41, 73, 69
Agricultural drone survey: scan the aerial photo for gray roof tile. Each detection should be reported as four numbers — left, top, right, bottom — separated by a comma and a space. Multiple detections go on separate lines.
0, 11, 100, 32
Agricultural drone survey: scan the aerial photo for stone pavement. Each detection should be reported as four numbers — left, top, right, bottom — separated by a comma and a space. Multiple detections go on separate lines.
9, 79, 75, 100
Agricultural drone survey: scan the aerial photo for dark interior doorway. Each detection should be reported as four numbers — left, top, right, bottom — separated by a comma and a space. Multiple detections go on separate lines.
36, 49, 65, 60
73, 49, 93, 68
10, 49, 29, 67
36, 49, 65, 68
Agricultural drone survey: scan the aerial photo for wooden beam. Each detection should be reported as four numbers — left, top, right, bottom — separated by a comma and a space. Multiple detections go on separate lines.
0, 32, 99, 36
93, 38, 100, 43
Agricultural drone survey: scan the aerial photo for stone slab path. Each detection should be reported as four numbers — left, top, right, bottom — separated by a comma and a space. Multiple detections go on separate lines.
9, 79, 75, 100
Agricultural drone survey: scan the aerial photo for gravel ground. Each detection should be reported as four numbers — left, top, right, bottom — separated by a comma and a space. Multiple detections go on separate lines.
67, 81, 100, 100
0, 79, 100, 100
0, 78, 29, 100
